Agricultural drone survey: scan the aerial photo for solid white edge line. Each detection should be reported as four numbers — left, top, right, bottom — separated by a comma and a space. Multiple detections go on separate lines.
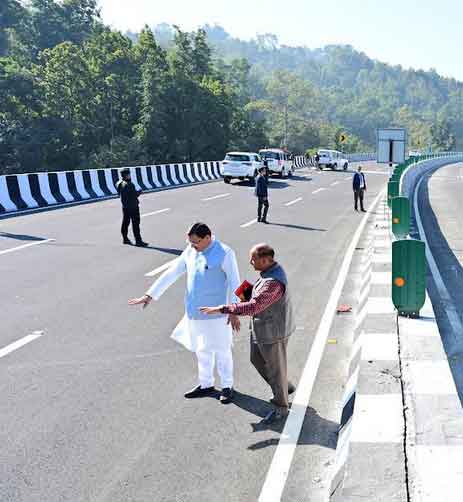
140, 208, 171, 218
0, 332, 43, 359
414, 176, 463, 334
0, 238, 55, 256
201, 193, 231, 201
145, 258, 178, 277
258, 187, 386, 502
240, 218, 257, 228
284, 197, 303, 207
312, 188, 326, 194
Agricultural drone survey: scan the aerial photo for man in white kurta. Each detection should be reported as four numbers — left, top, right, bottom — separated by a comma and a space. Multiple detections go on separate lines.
129, 223, 241, 403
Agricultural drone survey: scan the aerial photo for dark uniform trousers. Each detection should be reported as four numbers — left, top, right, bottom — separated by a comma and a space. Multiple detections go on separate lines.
121, 207, 142, 242
250, 338, 289, 410
257, 197, 269, 221
354, 188, 365, 211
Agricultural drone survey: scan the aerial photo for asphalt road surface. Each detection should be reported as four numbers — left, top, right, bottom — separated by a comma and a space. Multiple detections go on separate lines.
1, 163, 387, 502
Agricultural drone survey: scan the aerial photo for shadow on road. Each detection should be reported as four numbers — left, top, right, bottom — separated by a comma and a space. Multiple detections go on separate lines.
232, 391, 338, 450
268, 222, 326, 232
0, 232, 46, 242
135, 245, 183, 256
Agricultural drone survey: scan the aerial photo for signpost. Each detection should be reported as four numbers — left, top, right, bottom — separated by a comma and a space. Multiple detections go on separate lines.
377, 128, 407, 166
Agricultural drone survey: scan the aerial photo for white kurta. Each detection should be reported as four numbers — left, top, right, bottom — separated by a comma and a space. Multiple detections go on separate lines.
146, 240, 241, 353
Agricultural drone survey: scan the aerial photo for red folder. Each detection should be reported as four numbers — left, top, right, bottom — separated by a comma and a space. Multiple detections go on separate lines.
235, 280, 253, 301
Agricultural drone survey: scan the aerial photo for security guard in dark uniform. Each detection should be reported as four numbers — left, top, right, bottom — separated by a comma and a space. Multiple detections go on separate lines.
116, 168, 148, 247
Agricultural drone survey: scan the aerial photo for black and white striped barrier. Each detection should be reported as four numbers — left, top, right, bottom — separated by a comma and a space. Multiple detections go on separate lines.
0, 161, 222, 215
293, 156, 313, 168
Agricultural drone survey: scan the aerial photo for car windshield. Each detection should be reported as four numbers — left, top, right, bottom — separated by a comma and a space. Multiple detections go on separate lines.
260, 151, 279, 160
225, 154, 250, 162
319, 150, 330, 156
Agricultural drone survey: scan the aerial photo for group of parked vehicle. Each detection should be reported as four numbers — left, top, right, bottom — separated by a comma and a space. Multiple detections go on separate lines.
220, 148, 349, 184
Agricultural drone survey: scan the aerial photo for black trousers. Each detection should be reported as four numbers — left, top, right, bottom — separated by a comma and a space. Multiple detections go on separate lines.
121, 207, 142, 242
354, 189, 365, 210
257, 197, 269, 221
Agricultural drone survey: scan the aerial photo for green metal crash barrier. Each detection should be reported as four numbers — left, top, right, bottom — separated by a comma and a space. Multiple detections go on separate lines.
391, 197, 410, 239
387, 180, 399, 208
392, 239, 426, 316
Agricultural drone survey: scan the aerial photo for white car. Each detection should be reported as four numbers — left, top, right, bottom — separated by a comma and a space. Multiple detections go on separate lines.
259, 148, 294, 178
221, 152, 263, 184
317, 149, 349, 170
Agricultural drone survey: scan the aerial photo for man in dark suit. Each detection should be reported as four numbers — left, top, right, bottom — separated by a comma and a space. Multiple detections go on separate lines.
255, 166, 269, 223
116, 168, 148, 246
352, 165, 367, 212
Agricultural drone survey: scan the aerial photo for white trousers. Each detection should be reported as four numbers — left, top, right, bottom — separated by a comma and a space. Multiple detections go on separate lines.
196, 348, 234, 389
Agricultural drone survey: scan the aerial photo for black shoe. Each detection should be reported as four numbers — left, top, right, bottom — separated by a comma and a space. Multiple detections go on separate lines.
184, 385, 215, 399
135, 241, 149, 247
257, 218, 261, 222
261, 220, 269, 224
361, 209, 367, 212
123, 238, 133, 245
288, 382, 296, 395
219, 387, 234, 404
262, 408, 288, 425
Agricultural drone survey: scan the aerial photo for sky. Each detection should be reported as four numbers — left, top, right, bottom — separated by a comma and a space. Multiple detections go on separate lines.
98, 0, 463, 81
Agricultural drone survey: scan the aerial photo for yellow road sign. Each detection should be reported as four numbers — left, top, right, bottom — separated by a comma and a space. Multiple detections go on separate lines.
340, 134, 347, 143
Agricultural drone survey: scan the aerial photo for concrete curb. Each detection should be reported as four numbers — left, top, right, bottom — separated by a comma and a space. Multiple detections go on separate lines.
330, 198, 407, 501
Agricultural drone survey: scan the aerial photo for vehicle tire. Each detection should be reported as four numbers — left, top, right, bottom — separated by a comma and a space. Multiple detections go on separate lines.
343, 163, 348, 171
224, 177, 231, 184
333, 163, 337, 170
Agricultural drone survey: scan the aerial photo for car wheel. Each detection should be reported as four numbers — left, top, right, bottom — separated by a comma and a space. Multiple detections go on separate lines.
343, 163, 348, 171
224, 177, 231, 184
333, 163, 337, 170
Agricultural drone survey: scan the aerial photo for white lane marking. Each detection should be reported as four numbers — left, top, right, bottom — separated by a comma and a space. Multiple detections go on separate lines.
258, 187, 386, 502
0, 332, 44, 359
140, 208, 171, 218
414, 176, 463, 335
284, 197, 303, 207
312, 188, 326, 194
201, 193, 230, 202
350, 394, 403, 443
330, 181, 340, 186
240, 218, 257, 228
145, 258, 178, 277
0, 239, 55, 256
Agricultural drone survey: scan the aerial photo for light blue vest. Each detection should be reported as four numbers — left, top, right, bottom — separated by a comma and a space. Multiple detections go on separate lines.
185, 240, 228, 320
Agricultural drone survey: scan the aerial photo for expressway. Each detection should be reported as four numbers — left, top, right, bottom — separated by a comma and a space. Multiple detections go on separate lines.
1, 163, 387, 502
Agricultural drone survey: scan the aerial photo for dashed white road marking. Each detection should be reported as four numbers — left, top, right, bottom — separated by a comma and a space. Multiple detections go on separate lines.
240, 218, 257, 228
0, 331, 44, 359
145, 258, 178, 277
201, 193, 230, 202
258, 188, 386, 502
312, 188, 326, 194
141, 208, 171, 218
284, 197, 303, 207
0, 239, 55, 256
330, 181, 341, 186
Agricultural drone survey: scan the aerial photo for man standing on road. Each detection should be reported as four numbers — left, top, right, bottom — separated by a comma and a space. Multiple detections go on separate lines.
116, 168, 148, 247
255, 166, 269, 224
353, 165, 367, 212
128, 223, 241, 404
201, 243, 296, 424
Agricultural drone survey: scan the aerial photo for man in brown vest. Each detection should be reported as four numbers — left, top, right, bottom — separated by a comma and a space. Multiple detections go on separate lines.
200, 243, 296, 424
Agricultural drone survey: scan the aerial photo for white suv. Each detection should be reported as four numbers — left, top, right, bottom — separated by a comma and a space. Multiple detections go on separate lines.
259, 149, 294, 178
317, 149, 349, 170
221, 152, 263, 184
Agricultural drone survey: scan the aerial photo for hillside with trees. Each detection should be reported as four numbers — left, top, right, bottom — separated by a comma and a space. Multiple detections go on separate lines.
1, 1, 461, 174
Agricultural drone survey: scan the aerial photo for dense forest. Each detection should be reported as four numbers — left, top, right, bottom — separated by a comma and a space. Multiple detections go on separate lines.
1, 1, 461, 175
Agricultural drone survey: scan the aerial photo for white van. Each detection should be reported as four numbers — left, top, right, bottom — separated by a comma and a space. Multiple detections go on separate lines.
259, 149, 294, 178
317, 149, 349, 170
221, 152, 263, 184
